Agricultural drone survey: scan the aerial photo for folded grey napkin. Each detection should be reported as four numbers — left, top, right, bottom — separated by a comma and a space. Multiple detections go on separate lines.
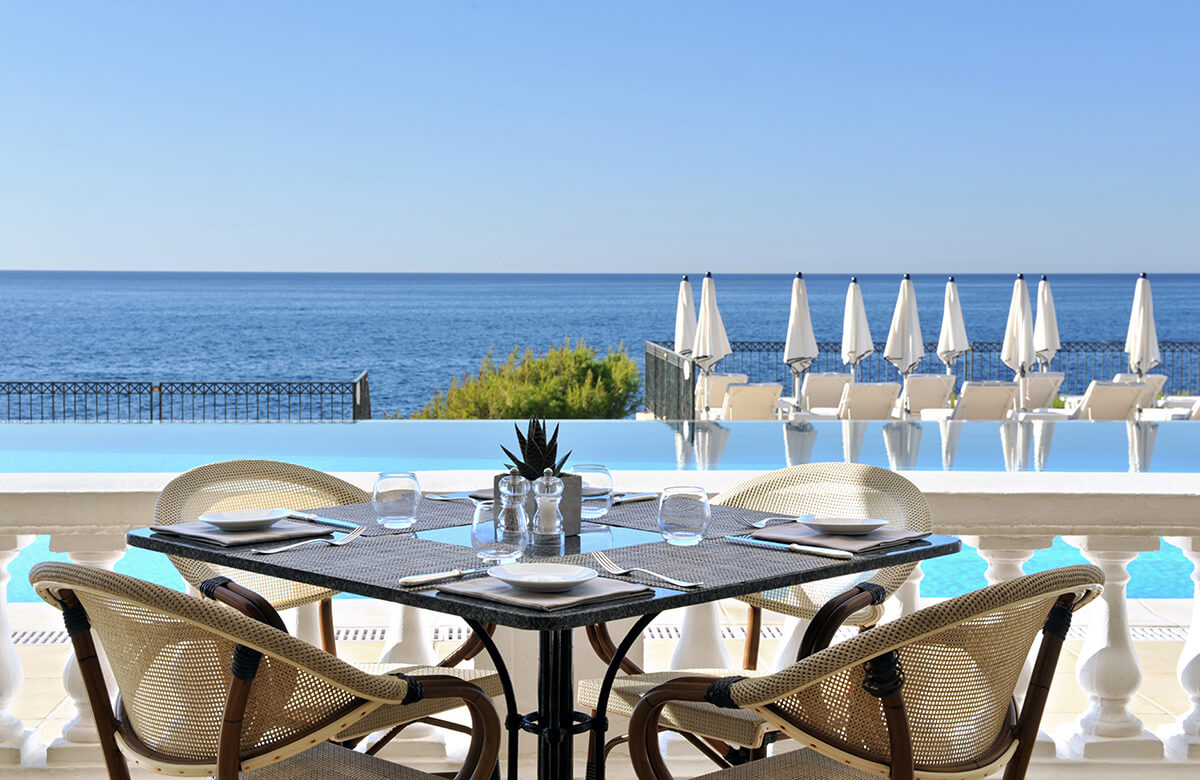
150, 520, 332, 547
751, 525, 929, 554
438, 576, 653, 611
468, 489, 494, 501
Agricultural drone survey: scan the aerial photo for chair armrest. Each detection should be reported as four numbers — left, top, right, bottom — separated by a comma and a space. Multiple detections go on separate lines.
199, 576, 288, 633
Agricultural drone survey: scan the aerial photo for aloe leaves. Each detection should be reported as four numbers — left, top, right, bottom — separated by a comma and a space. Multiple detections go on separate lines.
501, 417, 572, 479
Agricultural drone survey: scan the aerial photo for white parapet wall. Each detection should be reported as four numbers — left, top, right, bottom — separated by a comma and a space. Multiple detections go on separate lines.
1, 469, 1198, 776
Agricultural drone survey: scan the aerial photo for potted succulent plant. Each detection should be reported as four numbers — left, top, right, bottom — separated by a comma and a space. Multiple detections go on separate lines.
496, 418, 583, 536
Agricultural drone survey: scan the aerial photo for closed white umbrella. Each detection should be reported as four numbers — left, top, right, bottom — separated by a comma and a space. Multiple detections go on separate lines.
1125, 273, 1160, 378
1001, 274, 1036, 377
673, 275, 697, 358
691, 272, 732, 414
936, 276, 969, 373
884, 274, 924, 377
783, 272, 819, 399
841, 276, 874, 378
1033, 275, 1061, 370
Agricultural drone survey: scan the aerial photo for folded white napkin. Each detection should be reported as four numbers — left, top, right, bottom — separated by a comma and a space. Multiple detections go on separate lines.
150, 520, 332, 547
439, 576, 653, 611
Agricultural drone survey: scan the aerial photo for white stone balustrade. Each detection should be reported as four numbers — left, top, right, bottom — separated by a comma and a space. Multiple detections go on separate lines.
0, 469, 1198, 776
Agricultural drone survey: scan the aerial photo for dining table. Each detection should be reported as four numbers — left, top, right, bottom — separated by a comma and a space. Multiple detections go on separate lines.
127, 497, 960, 780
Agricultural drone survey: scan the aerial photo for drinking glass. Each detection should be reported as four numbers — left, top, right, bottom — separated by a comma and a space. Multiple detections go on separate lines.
471, 500, 527, 563
372, 471, 422, 529
574, 464, 613, 520
657, 486, 710, 546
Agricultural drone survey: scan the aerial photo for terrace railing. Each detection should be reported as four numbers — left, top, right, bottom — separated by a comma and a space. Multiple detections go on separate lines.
647, 340, 1200, 417
1, 371, 372, 422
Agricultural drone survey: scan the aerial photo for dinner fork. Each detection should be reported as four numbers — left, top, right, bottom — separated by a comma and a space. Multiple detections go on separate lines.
591, 550, 702, 589
252, 525, 365, 554
742, 513, 816, 529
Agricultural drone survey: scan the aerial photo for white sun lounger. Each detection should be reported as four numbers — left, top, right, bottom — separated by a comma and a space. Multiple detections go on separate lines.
921, 381, 1018, 422
1020, 372, 1064, 410
791, 382, 901, 421
695, 372, 748, 417
796, 372, 852, 413
1140, 397, 1200, 421
1020, 380, 1144, 421
711, 382, 784, 420
895, 374, 956, 416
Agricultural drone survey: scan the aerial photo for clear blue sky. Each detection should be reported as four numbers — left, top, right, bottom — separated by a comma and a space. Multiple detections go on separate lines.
1, 1, 1196, 273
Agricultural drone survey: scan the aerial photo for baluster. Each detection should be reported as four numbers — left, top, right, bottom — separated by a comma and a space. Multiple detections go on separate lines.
1058, 535, 1164, 759
44, 536, 126, 767
962, 535, 1056, 755
1162, 536, 1200, 760
0, 535, 37, 766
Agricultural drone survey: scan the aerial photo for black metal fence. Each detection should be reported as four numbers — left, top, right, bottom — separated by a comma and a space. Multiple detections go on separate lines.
647, 340, 1200, 416
1, 371, 372, 422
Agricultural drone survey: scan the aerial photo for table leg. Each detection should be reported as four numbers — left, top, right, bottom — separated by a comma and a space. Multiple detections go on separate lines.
537, 629, 574, 780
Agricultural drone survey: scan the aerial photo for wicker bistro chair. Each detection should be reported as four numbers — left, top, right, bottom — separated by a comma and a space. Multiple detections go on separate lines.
30, 562, 502, 780
715, 464, 931, 671
155, 459, 372, 654
625, 565, 1103, 780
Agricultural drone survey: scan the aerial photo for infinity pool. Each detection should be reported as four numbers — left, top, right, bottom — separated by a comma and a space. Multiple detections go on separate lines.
3, 420, 1196, 600
1, 419, 1197, 473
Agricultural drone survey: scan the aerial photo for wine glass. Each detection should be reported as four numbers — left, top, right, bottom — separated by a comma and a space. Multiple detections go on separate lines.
573, 464, 613, 520
372, 472, 422, 529
657, 486, 710, 546
471, 500, 527, 563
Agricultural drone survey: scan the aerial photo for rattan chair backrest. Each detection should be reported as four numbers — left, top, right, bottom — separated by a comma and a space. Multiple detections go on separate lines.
713, 463, 931, 624
30, 562, 404, 769
732, 565, 1103, 772
155, 460, 369, 610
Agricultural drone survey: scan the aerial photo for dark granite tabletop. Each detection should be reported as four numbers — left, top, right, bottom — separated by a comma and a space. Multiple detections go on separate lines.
128, 507, 960, 631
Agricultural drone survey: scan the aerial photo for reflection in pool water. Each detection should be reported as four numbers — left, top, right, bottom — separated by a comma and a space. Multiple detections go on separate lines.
2, 419, 1197, 473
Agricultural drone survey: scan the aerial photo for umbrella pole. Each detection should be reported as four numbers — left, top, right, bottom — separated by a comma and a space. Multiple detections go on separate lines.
792, 369, 801, 406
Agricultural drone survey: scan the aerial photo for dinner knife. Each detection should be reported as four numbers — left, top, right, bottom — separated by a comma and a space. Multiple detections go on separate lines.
285, 511, 362, 532
399, 567, 490, 587
612, 492, 658, 505
723, 535, 854, 560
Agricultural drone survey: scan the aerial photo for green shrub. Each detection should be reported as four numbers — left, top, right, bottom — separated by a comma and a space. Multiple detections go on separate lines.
409, 338, 642, 420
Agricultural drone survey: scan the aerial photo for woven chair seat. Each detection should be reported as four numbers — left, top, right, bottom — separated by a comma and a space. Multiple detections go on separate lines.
691, 746, 871, 780
578, 669, 774, 749
338, 664, 503, 740
245, 741, 442, 779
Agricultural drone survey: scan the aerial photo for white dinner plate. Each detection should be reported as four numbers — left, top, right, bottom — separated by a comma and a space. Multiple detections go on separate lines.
487, 563, 598, 593
199, 508, 292, 532
800, 517, 890, 536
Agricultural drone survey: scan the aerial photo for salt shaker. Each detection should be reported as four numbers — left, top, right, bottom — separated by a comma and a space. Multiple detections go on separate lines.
532, 467, 564, 548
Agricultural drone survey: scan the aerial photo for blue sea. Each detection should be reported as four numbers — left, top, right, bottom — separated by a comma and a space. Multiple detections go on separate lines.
3, 271, 1198, 417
